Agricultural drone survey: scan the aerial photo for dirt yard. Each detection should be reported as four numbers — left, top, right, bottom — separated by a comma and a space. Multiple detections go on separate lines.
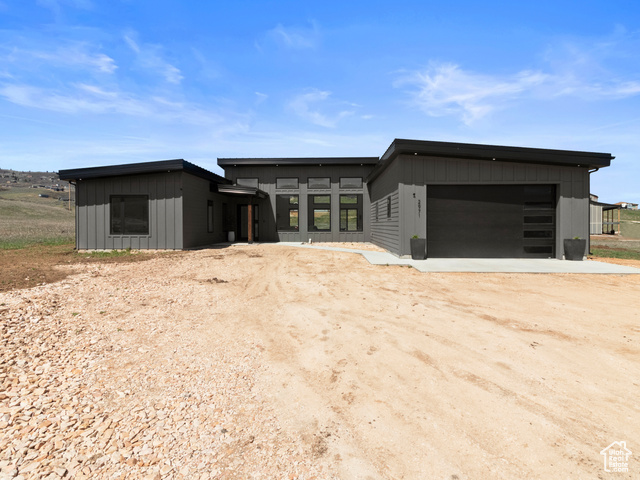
1, 244, 639, 479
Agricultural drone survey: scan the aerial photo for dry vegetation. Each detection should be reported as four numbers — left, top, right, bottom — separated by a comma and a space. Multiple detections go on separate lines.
0, 186, 74, 249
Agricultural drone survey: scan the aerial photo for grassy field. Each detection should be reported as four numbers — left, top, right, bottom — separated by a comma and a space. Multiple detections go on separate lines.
0, 186, 74, 249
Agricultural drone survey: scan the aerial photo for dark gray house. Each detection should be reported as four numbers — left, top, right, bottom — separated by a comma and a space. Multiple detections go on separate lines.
59, 138, 614, 259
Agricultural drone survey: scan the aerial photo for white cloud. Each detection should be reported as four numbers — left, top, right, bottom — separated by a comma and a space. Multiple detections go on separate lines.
396, 63, 548, 125
0, 83, 236, 126
262, 22, 320, 50
288, 89, 354, 128
397, 60, 640, 125
123, 31, 183, 84
0, 44, 117, 74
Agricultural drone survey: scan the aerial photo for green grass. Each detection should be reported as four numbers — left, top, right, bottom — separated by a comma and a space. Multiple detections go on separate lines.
591, 248, 640, 261
620, 209, 640, 221
0, 186, 75, 249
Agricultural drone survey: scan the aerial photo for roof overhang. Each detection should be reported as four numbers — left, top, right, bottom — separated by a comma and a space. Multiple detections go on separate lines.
217, 157, 379, 167
59, 159, 229, 184
367, 139, 615, 183
216, 184, 268, 199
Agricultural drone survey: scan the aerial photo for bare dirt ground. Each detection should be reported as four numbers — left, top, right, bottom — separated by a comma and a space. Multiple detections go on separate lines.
1, 244, 639, 479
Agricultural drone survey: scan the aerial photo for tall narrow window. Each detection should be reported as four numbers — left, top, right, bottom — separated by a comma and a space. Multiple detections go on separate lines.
340, 194, 363, 232
387, 197, 392, 218
308, 195, 331, 231
207, 200, 214, 233
276, 195, 299, 231
110, 195, 149, 235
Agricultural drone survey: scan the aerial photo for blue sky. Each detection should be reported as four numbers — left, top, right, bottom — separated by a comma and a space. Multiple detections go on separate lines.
0, 0, 639, 203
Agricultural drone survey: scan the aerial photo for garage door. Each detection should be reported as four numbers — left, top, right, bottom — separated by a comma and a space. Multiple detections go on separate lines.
426, 185, 556, 258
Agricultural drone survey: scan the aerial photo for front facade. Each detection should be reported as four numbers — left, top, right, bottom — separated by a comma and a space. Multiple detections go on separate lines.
59, 138, 614, 259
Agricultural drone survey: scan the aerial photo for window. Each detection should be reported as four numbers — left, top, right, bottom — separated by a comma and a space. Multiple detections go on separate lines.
276, 195, 299, 231
276, 177, 299, 189
237, 178, 258, 188
340, 177, 363, 189
340, 194, 363, 232
308, 177, 330, 189
387, 197, 391, 218
375, 202, 379, 222
207, 200, 214, 233
110, 195, 149, 235
308, 195, 331, 231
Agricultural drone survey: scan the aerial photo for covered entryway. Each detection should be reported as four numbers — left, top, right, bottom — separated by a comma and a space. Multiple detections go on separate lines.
426, 185, 556, 258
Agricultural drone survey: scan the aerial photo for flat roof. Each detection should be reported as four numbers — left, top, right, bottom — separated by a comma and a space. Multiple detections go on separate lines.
217, 157, 379, 167
59, 159, 228, 184
367, 139, 615, 183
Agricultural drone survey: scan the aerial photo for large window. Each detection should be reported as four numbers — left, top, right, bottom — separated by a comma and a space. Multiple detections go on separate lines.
276, 195, 299, 231
308, 195, 331, 231
340, 194, 363, 232
110, 195, 149, 235
340, 177, 363, 189
308, 177, 330, 189
276, 177, 299, 189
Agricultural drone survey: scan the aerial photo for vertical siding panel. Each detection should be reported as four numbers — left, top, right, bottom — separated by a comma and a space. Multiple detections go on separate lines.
514, 164, 526, 181
469, 160, 480, 182
526, 165, 538, 181
502, 162, 514, 182
435, 158, 447, 182
458, 159, 469, 182
96, 180, 105, 249
491, 162, 503, 182
157, 175, 166, 249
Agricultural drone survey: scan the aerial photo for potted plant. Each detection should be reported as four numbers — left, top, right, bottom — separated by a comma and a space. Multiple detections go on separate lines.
410, 235, 427, 260
564, 236, 586, 261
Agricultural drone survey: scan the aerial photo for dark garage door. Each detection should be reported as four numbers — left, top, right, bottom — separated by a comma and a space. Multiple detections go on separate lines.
427, 185, 556, 258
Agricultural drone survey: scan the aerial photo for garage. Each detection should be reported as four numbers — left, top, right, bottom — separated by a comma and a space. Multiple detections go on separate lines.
427, 184, 556, 258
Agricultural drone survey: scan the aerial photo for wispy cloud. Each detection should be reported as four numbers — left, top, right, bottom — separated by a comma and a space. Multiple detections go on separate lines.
397, 60, 640, 125
0, 82, 240, 127
0, 43, 117, 74
396, 63, 548, 125
260, 22, 320, 50
288, 89, 354, 128
123, 31, 183, 84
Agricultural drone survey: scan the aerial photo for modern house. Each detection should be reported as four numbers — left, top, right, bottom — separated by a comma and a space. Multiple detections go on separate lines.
58, 138, 614, 259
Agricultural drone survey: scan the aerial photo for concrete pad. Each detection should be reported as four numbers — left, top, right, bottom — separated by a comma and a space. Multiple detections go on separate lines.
277, 243, 640, 274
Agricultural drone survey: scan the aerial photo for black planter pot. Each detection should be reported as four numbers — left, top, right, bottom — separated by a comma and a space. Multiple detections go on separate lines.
410, 238, 427, 260
564, 238, 586, 261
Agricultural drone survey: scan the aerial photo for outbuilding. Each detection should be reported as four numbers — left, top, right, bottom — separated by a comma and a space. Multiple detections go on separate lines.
59, 138, 614, 259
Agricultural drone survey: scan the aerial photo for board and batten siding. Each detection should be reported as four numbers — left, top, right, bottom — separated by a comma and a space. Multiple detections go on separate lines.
394, 154, 590, 258
75, 171, 183, 250
224, 164, 372, 243
182, 173, 230, 248
369, 157, 402, 254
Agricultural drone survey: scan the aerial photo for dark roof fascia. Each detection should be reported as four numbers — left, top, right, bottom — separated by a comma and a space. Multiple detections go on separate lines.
367, 139, 615, 183
59, 159, 229, 184
217, 157, 379, 167
216, 184, 268, 199
590, 200, 622, 210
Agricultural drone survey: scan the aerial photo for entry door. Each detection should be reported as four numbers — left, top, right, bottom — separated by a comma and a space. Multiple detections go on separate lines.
238, 204, 259, 241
